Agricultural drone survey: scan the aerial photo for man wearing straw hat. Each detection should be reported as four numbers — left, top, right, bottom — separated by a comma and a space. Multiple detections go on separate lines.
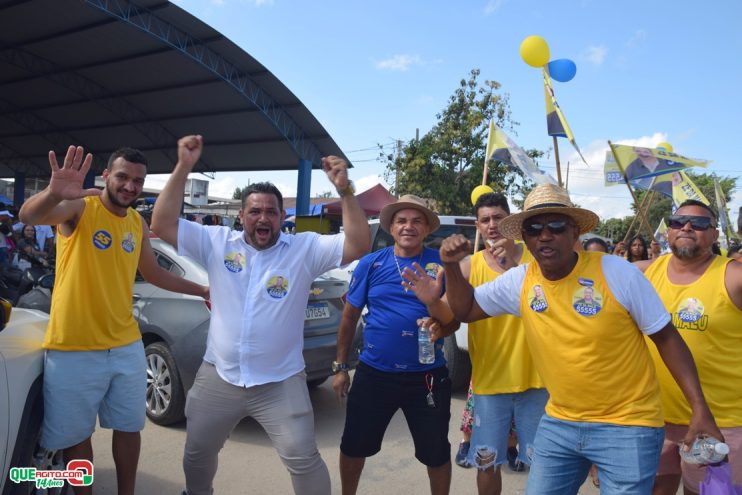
407, 183, 720, 494
333, 194, 457, 495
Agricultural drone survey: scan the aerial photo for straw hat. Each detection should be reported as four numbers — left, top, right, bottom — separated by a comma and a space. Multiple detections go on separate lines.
379, 194, 440, 234
499, 184, 599, 241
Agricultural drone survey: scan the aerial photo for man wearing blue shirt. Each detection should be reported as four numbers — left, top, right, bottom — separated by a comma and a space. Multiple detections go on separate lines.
333, 195, 457, 495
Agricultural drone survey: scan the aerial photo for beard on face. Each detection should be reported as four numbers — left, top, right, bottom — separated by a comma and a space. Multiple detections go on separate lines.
105, 186, 138, 208
670, 242, 703, 260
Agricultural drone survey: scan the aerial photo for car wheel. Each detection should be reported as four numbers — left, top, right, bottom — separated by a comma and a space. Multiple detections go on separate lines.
443, 335, 471, 392
8, 400, 68, 495
306, 377, 328, 389
145, 342, 186, 426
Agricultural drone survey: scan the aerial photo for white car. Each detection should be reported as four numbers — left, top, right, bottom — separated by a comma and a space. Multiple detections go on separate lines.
325, 216, 477, 391
0, 300, 67, 495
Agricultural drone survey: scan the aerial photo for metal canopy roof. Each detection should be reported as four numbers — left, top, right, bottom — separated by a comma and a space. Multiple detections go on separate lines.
0, 0, 348, 179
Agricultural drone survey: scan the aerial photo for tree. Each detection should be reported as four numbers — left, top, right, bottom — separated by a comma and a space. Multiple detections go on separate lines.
381, 69, 539, 215
232, 187, 243, 200
315, 191, 334, 199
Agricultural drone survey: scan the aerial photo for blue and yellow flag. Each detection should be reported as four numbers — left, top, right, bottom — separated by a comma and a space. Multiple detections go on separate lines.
610, 144, 710, 182
672, 171, 710, 208
488, 123, 556, 185
543, 68, 587, 166
714, 178, 740, 247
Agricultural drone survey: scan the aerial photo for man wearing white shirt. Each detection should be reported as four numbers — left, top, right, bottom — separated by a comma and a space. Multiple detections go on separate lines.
151, 135, 370, 495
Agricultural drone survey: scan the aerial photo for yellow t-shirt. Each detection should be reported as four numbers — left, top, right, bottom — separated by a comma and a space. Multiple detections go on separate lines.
518, 251, 663, 427
45, 196, 143, 350
644, 254, 742, 427
468, 246, 543, 394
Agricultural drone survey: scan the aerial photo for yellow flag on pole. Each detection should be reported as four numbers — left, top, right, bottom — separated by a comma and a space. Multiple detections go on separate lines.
543, 68, 587, 166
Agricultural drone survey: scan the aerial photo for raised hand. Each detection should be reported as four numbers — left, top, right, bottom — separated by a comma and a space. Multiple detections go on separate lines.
488, 238, 517, 269
321, 156, 350, 192
440, 234, 472, 263
177, 135, 203, 172
48, 145, 101, 201
402, 262, 443, 305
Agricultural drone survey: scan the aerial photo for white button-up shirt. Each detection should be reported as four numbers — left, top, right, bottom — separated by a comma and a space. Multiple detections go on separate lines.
178, 219, 345, 387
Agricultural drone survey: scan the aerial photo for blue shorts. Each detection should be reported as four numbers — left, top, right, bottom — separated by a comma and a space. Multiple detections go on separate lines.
468, 388, 548, 469
41, 340, 146, 450
526, 415, 664, 495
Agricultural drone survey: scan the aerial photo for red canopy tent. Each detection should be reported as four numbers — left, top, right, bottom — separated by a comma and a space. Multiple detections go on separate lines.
324, 183, 396, 217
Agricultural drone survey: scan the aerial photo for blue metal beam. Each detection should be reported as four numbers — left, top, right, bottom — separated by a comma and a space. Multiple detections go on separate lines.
296, 159, 312, 216
85, 0, 324, 168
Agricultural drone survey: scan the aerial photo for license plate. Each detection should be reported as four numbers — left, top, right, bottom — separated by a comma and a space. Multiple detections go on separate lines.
305, 302, 330, 320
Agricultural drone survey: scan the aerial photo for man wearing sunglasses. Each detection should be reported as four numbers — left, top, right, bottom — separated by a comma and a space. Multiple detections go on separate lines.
411, 184, 720, 494
632, 200, 742, 495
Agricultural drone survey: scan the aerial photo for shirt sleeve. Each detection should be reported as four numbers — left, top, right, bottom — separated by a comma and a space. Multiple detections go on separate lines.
346, 254, 371, 309
602, 254, 670, 335
177, 218, 218, 267
472, 264, 526, 317
306, 232, 345, 276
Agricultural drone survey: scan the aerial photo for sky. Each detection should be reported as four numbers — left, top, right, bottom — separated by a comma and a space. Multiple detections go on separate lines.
152, 0, 742, 228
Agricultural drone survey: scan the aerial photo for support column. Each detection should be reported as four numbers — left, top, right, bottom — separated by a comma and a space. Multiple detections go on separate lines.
296, 159, 312, 216
13, 171, 25, 207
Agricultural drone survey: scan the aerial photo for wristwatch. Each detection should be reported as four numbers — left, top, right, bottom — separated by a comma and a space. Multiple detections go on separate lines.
337, 181, 355, 198
331, 361, 350, 373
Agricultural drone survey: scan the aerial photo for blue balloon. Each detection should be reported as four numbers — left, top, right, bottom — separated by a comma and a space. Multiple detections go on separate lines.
547, 59, 577, 82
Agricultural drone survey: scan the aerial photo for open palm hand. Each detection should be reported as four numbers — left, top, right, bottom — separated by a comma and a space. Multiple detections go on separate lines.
48, 145, 101, 200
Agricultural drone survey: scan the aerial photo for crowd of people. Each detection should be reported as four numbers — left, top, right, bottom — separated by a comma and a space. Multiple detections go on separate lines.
14, 135, 741, 495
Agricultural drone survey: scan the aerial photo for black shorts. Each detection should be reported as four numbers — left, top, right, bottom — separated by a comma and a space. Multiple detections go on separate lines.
340, 362, 451, 467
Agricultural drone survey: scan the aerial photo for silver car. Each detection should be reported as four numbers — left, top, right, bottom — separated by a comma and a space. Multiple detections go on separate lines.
18, 238, 358, 426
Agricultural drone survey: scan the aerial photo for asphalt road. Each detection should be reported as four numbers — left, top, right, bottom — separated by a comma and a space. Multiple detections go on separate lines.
82, 376, 606, 495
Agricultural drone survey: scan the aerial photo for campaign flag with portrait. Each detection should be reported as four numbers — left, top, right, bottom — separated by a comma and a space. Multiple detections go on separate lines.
610, 145, 710, 182
714, 177, 740, 246
671, 171, 710, 208
488, 124, 556, 185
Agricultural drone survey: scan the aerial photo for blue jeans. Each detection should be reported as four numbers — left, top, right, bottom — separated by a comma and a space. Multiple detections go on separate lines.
526, 415, 664, 495
468, 388, 548, 468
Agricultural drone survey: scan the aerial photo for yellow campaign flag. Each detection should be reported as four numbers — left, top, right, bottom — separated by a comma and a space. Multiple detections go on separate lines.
485, 120, 496, 164
714, 177, 740, 246
604, 150, 673, 198
488, 124, 556, 185
543, 68, 587, 166
654, 218, 669, 252
610, 144, 710, 182
672, 171, 710, 208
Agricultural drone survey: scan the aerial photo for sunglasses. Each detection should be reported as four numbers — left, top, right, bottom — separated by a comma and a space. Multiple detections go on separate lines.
666, 215, 714, 231
522, 219, 573, 237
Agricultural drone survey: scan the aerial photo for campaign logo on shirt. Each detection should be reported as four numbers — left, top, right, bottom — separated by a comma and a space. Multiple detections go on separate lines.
572, 285, 604, 317
266, 275, 289, 299
677, 297, 705, 323
423, 262, 441, 278
223, 252, 245, 273
528, 284, 548, 312
121, 232, 136, 253
92, 230, 112, 250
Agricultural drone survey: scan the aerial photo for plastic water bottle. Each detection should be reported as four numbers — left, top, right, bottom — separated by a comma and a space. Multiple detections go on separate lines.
679, 436, 729, 464
418, 326, 435, 364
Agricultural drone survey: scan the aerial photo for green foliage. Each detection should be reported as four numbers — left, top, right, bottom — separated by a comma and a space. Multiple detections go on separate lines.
315, 191, 334, 199
593, 217, 634, 243
232, 187, 243, 200
381, 69, 537, 215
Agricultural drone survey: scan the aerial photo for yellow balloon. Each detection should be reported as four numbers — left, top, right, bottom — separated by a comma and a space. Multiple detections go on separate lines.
471, 185, 495, 206
520, 35, 550, 68
656, 142, 673, 153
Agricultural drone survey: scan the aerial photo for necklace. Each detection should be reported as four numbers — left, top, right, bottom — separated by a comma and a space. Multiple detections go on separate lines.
393, 250, 424, 292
